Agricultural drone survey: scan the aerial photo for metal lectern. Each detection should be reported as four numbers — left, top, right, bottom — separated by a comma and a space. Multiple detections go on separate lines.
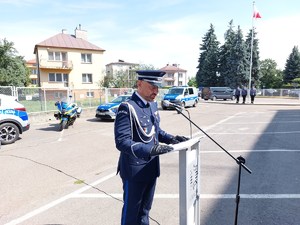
172, 137, 201, 225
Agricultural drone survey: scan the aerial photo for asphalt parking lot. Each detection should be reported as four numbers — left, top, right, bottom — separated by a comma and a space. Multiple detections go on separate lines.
1, 97, 300, 225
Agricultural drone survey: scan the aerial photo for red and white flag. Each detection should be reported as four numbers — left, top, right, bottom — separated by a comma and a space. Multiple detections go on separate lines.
253, 6, 262, 18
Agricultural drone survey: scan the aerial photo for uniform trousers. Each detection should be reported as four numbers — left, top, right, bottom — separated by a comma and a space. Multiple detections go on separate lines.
250, 95, 255, 103
121, 179, 157, 225
242, 95, 246, 103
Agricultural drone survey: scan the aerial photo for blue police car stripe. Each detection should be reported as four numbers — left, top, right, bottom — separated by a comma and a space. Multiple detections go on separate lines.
121, 180, 129, 225
0, 109, 28, 121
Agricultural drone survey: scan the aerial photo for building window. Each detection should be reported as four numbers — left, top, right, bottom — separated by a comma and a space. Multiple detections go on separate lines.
54, 92, 64, 99
31, 69, 37, 74
81, 53, 92, 63
87, 91, 94, 98
167, 73, 174, 78
31, 79, 37, 85
49, 73, 55, 82
49, 73, 69, 82
48, 52, 67, 61
56, 73, 62, 82
82, 73, 93, 83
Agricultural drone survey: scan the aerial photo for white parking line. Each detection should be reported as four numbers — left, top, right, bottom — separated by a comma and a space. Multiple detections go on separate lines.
193, 112, 244, 137
5, 172, 116, 225
6, 111, 298, 224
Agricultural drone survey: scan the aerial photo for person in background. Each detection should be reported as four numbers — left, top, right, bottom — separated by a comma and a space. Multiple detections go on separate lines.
235, 86, 241, 103
250, 86, 257, 104
242, 86, 248, 104
114, 70, 189, 225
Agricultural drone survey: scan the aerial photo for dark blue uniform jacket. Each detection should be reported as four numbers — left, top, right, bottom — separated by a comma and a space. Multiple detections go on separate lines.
114, 92, 174, 182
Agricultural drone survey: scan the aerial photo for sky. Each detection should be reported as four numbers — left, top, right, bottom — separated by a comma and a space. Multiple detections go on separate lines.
1, 0, 300, 78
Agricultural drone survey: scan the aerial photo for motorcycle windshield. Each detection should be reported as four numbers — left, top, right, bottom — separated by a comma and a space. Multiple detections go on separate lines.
60, 96, 73, 109
61, 102, 69, 109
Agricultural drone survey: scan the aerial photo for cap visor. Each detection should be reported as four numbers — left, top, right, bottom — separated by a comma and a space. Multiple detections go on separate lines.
147, 81, 162, 87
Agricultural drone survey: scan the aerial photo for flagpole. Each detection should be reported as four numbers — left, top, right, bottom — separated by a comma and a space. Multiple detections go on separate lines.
248, 1, 255, 101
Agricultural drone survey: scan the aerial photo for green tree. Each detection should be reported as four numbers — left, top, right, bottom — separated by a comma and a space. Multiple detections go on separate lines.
196, 24, 220, 87
219, 21, 248, 88
136, 64, 157, 70
187, 76, 197, 87
291, 77, 300, 88
130, 64, 158, 88
0, 38, 30, 86
245, 29, 260, 87
283, 46, 300, 83
259, 59, 283, 88
102, 64, 157, 88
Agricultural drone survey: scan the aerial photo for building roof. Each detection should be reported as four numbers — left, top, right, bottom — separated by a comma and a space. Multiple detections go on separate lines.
106, 59, 139, 66
160, 64, 187, 72
34, 33, 105, 54
26, 58, 36, 64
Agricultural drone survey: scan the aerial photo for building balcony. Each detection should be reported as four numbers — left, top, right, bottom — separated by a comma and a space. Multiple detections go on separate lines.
39, 58, 73, 70
164, 77, 175, 81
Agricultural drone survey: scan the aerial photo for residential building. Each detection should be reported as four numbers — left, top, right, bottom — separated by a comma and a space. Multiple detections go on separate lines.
26, 59, 38, 86
160, 64, 188, 87
33, 25, 105, 99
105, 59, 139, 88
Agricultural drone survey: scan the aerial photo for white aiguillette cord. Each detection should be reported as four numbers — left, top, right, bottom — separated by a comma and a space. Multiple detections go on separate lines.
124, 102, 155, 143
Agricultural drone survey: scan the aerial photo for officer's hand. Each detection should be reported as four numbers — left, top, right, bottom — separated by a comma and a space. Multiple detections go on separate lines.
171, 135, 189, 144
150, 145, 174, 156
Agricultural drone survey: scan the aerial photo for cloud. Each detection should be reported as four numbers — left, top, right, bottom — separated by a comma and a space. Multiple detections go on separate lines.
256, 14, 300, 69
99, 14, 207, 77
0, 0, 40, 6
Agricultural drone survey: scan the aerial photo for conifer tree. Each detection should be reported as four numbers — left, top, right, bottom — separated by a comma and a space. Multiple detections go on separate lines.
196, 24, 220, 87
245, 29, 260, 87
219, 21, 248, 88
283, 46, 300, 83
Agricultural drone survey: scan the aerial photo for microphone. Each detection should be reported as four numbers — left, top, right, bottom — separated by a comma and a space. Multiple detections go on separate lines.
163, 100, 184, 110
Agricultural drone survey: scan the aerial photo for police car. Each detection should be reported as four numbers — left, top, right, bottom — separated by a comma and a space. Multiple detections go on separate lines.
0, 94, 30, 145
161, 86, 199, 110
95, 94, 131, 120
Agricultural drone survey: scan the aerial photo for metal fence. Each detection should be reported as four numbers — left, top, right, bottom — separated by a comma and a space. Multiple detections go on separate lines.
1, 86, 299, 113
0, 86, 169, 113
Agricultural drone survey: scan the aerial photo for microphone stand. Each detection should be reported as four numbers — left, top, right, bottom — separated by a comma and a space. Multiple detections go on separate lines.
177, 107, 193, 138
174, 107, 252, 225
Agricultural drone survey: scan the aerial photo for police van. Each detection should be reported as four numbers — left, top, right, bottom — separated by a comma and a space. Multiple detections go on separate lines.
201, 87, 234, 101
0, 94, 30, 145
161, 86, 199, 110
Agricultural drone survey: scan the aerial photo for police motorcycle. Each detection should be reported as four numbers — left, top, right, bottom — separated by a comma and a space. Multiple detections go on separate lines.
54, 96, 82, 131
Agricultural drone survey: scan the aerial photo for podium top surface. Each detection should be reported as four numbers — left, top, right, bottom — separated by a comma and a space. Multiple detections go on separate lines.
170, 136, 201, 152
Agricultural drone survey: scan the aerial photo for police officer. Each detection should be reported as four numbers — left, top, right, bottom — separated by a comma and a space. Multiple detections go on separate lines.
241, 86, 248, 104
114, 70, 189, 225
235, 86, 241, 103
250, 86, 257, 104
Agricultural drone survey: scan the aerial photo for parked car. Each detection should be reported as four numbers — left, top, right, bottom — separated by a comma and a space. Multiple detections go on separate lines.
264, 89, 278, 96
0, 94, 30, 145
202, 87, 235, 101
95, 95, 131, 120
289, 90, 300, 97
